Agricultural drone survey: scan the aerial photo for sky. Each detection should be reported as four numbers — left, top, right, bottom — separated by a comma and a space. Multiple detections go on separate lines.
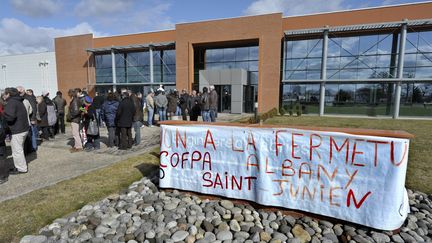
0, 0, 428, 56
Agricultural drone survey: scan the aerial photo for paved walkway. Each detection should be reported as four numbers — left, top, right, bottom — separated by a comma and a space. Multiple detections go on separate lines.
0, 126, 160, 203
0, 113, 251, 203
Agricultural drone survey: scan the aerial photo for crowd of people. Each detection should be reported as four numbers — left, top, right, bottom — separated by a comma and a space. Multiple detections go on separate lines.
0, 87, 67, 184
0, 84, 219, 184
145, 85, 219, 124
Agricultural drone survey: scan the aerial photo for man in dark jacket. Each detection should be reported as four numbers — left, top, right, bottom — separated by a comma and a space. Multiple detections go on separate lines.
209, 85, 218, 122
131, 93, 143, 146
179, 89, 189, 121
25, 89, 38, 152
101, 92, 119, 147
3, 87, 30, 174
37, 95, 50, 140
167, 90, 179, 120
92, 92, 105, 127
68, 88, 83, 152
201, 87, 210, 122
53, 91, 67, 134
116, 89, 135, 150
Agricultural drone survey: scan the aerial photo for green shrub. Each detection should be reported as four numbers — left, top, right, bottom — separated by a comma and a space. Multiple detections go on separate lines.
279, 107, 287, 116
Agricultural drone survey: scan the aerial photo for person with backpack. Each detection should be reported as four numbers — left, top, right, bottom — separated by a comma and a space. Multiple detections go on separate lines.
82, 97, 100, 151
42, 91, 57, 139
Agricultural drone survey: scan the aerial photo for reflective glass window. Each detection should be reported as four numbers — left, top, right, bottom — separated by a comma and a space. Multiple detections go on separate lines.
400, 82, 432, 117
281, 84, 320, 114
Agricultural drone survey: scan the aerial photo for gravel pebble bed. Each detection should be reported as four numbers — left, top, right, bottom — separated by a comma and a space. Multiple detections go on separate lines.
21, 173, 432, 243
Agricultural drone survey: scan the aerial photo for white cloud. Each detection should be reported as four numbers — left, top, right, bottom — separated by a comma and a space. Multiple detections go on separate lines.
11, 0, 62, 17
244, 0, 347, 16
76, 1, 175, 34
74, 0, 134, 17
0, 18, 102, 56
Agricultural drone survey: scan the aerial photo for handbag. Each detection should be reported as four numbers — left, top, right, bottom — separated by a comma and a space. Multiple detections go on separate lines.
87, 114, 99, 136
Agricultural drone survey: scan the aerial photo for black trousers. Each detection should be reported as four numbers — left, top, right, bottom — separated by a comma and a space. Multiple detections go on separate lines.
41, 126, 50, 139
0, 140, 7, 179
181, 108, 188, 120
119, 127, 133, 150
55, 113, 65, 134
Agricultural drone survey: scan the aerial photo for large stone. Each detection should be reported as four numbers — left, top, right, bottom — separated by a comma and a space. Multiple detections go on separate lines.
185, 235, 195, 243
95, 225, 110, 236
171, 230, 189, 242
260, 231, 272, 242
372, 232, 390, 243
292, 225, 311, 243
234, 231, 250, 239
20, 235, 47, 243
272, 232, 288, 242
203, 232, 216, 242
230, 219, 241, 232
400, 232, 416, 242
217, 230, 233, 241
218, 222, 230, 231
220, 200, 234, 209
189, 225, 198, 236
391, 234, 405, 243
202, 221, 214, 232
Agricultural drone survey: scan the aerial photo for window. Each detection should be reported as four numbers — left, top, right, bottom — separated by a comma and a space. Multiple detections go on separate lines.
403, 30, 432, 79
95, 49, 176, 84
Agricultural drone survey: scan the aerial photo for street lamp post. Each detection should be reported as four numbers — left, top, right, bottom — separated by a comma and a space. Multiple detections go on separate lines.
39, 61, 49, 92
1, 64, 6, 88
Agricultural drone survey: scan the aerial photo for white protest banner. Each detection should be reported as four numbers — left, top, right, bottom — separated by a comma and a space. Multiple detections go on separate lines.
159, 124, 411, 230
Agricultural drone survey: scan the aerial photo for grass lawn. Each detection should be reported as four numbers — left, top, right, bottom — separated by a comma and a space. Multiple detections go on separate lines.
265, 115, 432, 194
0, 147, 160, 243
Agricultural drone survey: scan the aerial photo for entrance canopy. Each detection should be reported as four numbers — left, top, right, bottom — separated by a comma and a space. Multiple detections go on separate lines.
86, 41, 175, 53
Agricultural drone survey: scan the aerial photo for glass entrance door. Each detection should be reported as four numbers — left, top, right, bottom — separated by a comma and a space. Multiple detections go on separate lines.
243, 85, 255, 113
215, 85, 231, 113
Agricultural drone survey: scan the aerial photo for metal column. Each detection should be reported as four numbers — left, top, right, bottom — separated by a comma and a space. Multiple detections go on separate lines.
111, 48, 117, 92
319, 29, 329, 116
149, 46, 154, 83
393, 21, 407, 119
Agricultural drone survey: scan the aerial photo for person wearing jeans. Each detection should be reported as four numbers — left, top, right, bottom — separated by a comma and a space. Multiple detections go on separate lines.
68, 88, 83, 152
131, 93, 143, 146
158, 107, 167, 121
25, 89, 38, 151
208, 85, 218, 122
146, 90, 155, 126
101, 92, 119, 148
154, 90, 168, 122
201, 87, 210, 122
3, 87, 31, 173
